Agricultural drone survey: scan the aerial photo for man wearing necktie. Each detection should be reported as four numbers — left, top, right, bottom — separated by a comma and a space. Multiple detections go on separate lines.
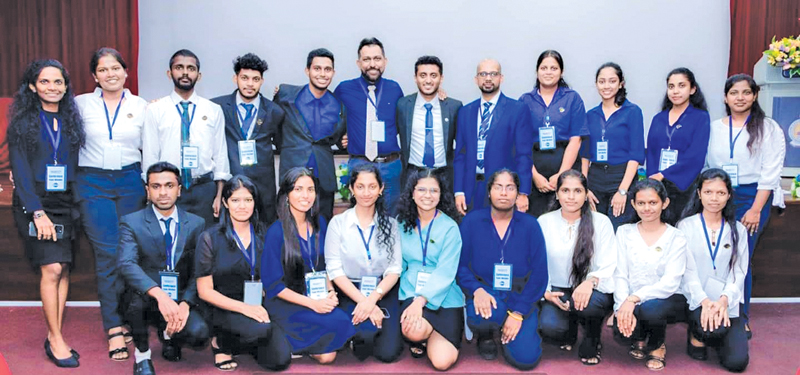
334, 38, 405, 214
396, 56, 462, 192
142, 49, 231, 228
212, 53, 284, 225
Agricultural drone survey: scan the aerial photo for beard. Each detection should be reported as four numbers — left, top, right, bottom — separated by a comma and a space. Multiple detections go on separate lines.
480, 84, 499, 95
361, 68, 383, 84
172, 75, 197, 91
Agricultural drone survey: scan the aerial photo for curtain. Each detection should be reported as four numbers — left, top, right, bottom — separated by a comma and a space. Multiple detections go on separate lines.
729, 0, 800, 76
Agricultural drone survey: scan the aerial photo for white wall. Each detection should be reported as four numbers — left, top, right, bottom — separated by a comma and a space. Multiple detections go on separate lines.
138, 0, 731, 126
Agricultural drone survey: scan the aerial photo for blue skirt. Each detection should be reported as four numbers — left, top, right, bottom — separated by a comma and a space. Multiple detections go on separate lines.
264, 296, 355, 355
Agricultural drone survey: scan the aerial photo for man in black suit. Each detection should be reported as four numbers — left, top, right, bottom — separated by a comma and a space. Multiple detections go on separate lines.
212, 53, 284, 225
118, 162, 209, 375
274, 48, 347, 221
396, 56, 462, 190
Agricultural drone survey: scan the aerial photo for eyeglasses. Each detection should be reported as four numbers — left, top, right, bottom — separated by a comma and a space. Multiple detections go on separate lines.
414, 187, 441, 196
491, 184, 517, 193
477, 71, 500, 78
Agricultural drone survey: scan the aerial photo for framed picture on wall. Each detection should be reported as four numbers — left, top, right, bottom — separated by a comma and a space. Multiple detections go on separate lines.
772, 96, 800, 176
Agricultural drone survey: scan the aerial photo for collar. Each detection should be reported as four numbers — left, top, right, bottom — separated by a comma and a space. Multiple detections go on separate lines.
298, 84, 329, 105
556, 208, 581, 226
236, 91, 261, 108
170, 90, 199, 105
414, 93, 440, 110
344, 207, 377, 230
480, 92, 501, 109
152, 204, 179, 224
360, 75, 383, 90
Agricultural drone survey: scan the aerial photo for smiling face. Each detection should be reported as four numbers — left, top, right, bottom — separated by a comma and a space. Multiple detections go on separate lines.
350, 171, 384, 209
415, 64, 442, 97
667, 73, 696, 108
306, 56, 335, 91
93, 55, 127, 93
632, 188, 669, 224
357, 45, 386, 83
288, 175, 316, 215
224, 187, 255, 223
596, 66, 622, 102
698, 178, 730, 215
30, 67, 66, 108
537, 56, 562, 88
413, 177, 441, 214
475, 59, 503, 95
725, 80, 757, 115
556, 176, 587, 215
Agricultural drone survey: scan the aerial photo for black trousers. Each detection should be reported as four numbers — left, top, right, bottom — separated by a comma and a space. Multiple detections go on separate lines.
177, 173, 217, 228
318, 188, 335, 224
587, 162, 635, 230
613, 294, 686, 351
662, 179, 693, 225
212, 307, 292, 371
539, 288, 613, 346
529, 141, 580, 217
123, 293, 209, 353
688, 308, 749, 372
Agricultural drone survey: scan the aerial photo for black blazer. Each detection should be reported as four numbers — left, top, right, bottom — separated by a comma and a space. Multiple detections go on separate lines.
273, 84, 347, 192
117, 205, 206, 305
211, 91, 284, 223
396, 94, 462, 180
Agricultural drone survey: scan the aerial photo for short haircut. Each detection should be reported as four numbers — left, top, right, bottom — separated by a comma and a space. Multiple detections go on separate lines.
357, 37, 384, 57
169, 49, 200, 70
486, 168, 520, 195
414, 55, 443, 75
146, 162, 181, 185
90, 47, 127, 74
233, 53, 268, 75
306, 48, 335, 69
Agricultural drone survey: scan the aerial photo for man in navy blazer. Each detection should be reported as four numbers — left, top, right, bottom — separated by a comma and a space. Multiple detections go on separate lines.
453, 59, 533, 215
212, 53, 284, 225
118, 162, 208, 375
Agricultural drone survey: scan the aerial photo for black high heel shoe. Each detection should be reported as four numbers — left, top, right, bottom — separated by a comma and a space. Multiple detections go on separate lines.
686, 333, 708, 361
44, 339, 79, 368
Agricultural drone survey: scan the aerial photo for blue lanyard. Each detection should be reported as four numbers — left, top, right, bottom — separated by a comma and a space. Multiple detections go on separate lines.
298, 224, 318, 272
174, 103, 197, 130
536, 88, 554, 127
728, 115, 750, 160
233, 225, 257, 280
665, 123, 679, 150
357, 225, 375, 261
700, 213, 725, 270
101, 91, 125, 140
492, 217, 513, 264
39, 112, 61, 163
416, 210, 438, 267
165, 221, 180, 271
359, 79, 384, 111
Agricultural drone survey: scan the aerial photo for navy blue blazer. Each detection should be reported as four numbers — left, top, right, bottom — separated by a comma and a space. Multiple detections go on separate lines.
453, 94, 534, 206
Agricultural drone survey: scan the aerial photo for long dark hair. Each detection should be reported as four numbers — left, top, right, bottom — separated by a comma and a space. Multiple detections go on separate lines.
679, 169, 739, 274
8, 59, 85, 152
630, 179, 670, 223
276, 167, 322, 294
396, 169, 461, 233
218, 175, 266, 251
724, 74, 765, 154
348, 163, 396, 261
549, 170, 596, 287
661, 67, 708, 112
534, 50, 569, 89
596, 62, 627, 107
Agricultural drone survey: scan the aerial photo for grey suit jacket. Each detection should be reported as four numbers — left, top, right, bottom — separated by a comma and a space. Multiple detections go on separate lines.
396, 93, 462, 180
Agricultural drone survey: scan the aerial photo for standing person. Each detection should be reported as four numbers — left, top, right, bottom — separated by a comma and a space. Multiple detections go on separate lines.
519, 50, 587, 217
704, 74, 786, 337
142, 49, 231, 227
580, 62, 644, 230
261, 167, 355, 365
75, 47, 148, 361
334, 37, 404, 214
614, 179, 687, 371
538, 170, 616, 365
117, 162, 210, 375
453, 59, 533, 215
396, 169, 464, 371
324, 163, 404, 362
196, 175, 292, 371
396, 56, 462, 189
274, 48, 347, 222
8, 59, 85, 368
678, 169, 749, 372
645, 67, 710, 225
457, 169, 548, 371
212, 53, 284, 225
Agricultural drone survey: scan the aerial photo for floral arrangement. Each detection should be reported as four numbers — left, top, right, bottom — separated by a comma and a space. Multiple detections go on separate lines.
335, 163, 350, 201
764, 36, 800, 78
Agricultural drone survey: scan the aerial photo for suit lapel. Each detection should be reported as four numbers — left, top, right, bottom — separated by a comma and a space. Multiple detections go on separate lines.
405, 94, 416, 154
172, 208, 190, 266
439, 98, 451, 145
487, 94, 509, 144
250, 96, 270, 140
144, 207, 167, 263
226, 92, 244, 141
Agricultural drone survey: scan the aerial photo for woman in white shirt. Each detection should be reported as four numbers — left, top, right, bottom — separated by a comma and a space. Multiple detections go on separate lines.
539, 170, 616, 366
74, 47, 148, 361
325, 163, 403, 362
678, 169, 749, 372
705, 74, 786, 337
614, 179, 687, 371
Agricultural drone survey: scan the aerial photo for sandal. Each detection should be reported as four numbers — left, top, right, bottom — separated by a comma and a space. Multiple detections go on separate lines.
107, 331, 129, 361
409, 342, 427, 358
123, 330, 133, 344
629, 340, 646, 360
579, 340, 602, 366
212, 345, 238, 372
559, 344, 573, 351
645, 343, 666, 371
686, 333, 707, 361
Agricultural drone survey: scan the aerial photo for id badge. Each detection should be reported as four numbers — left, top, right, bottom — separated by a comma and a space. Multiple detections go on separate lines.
159, 271, 179, 301
370, 121, 386, 142
360, 276, 378, 297
181, 146, 199, 169
477, 139, 486, 162
46, 164, 67, 192
243, 280, 263, 306
305, 271, 328, 300
493, 263, 512, 291
415, 271, 431, 294
659, 149, 678, 171
704, 276, 726, 302
103, 143, 123, 170
596, 141, 609, 162
539, 127, 556, 150
722, 164, 739, 187
238, 140, 258, 166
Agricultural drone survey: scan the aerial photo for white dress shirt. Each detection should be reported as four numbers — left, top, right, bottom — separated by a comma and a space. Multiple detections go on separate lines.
324, 207, 402, 281
409, 95, 445, 167
613, 223, 687, 311
539, 209, 617, 294
235, 92, 261, 140
705, 117, 786, 190
142, 91, 231, 181
678, 214, 748, 318
76, 88, 148, 169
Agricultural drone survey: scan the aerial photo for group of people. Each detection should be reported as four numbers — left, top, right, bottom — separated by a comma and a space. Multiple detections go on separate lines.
6, 35, 786, 374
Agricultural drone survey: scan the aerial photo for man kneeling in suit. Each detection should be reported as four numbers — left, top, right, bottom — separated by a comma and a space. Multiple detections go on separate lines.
118, 162, 209, 375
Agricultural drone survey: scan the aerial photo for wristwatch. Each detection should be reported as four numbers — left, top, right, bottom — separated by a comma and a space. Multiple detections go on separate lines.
33, 210, 45, 219
617, 188, 627, 196
375, 287, 385, 297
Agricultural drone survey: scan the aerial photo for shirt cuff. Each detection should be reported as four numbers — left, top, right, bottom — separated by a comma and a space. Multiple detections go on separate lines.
454, 192, 465, 197
326, 268, 345, 281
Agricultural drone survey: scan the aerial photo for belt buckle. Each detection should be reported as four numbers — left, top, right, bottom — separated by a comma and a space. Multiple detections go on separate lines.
476, 173, 485, 181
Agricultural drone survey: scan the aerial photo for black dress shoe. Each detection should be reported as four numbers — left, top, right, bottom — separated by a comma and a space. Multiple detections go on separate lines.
161, 339, 182, 362
686, 334, 708, 361
134, 359, 156, 375
44, 339, 80, 368
477, 338, 498, 360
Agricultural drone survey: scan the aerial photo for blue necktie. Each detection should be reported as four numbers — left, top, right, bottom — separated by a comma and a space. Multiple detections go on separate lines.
240, 103, 255, 139
161, 218, 173, 269
477, 102, 492, 169
179, 101, 192, 189
423, 103, 435, 168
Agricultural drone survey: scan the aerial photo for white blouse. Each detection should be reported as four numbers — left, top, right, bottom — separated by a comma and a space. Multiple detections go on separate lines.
678, 214, 749, 318
76, 88, 148, 169
539, 209, 617, 294
613, 223, 687, 311
324, 208, 402, 281
705, 117, 786, 190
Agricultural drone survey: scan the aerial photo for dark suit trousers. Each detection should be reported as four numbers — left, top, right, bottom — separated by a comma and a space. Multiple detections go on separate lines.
123, 293, 209, 352
178, 175, 217, 228
212, 308, 292, 371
